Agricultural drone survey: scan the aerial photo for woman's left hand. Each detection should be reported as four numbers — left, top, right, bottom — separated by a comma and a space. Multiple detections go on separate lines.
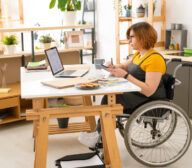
108, 67, 127, 78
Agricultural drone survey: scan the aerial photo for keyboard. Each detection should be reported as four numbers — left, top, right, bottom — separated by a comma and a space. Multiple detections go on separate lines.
60, 70, 76, 75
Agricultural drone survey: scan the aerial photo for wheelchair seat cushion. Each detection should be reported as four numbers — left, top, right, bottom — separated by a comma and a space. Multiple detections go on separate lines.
162, 73, 175, 100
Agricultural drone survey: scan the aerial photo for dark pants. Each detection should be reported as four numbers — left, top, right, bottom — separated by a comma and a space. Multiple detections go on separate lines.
96, 92, 150, 132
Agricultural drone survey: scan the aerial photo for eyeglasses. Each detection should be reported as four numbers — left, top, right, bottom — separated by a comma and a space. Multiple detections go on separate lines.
127, 35, 135, 40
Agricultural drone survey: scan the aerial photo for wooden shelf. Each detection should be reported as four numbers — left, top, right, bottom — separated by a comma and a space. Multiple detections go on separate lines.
0, 83, 20, 99
119, 17, 132, 22
0, 46, 93, 59
0, 116, 25, 125
0, 24, 94, 33
0, 18, 21, 22
153, 16, 165, 22
119, 40, 129, 45
155, 41, 165, 47
115, 0, 166, 63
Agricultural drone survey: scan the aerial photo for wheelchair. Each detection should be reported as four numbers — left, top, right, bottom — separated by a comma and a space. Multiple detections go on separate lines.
98, 59, 192, 167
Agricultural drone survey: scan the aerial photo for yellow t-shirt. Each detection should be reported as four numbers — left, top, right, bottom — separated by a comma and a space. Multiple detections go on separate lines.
132, 50, 166, 74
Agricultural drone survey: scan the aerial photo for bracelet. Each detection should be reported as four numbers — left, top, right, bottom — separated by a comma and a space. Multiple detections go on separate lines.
124, 73, 129, 79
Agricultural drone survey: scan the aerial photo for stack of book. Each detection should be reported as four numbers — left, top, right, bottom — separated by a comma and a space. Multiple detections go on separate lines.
26, 60, 47, 70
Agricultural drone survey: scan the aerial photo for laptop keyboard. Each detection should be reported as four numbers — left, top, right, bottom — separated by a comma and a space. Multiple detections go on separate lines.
60, 70, 76, 75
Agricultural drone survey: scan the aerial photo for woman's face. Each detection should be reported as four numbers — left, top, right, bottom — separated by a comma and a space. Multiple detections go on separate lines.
128, 30, 141, 50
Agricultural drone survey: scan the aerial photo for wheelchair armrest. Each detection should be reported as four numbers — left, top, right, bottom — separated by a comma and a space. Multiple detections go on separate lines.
171, 58, 182, 62
166, 58, 182, 66
182, 62, 192, 67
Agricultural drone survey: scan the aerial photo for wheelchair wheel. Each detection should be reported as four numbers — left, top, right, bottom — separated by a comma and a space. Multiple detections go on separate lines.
124, 100, 192, 167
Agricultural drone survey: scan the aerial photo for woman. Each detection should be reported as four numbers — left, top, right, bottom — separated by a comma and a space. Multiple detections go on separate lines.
101, 21, 167, 114
79, 22, 167, 147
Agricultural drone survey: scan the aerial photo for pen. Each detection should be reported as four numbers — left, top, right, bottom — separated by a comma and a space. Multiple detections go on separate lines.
111, 58, 113, 65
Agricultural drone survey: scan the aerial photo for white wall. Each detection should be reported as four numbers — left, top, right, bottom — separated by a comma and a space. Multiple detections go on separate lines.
96, 0, 192, 62
96, 0, 116, 62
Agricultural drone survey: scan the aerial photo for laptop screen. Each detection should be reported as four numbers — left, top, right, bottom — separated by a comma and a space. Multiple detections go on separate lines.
45, 47, 64, 75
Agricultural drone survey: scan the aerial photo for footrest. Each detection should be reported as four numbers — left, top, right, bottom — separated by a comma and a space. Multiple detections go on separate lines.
55, 152, 105, 168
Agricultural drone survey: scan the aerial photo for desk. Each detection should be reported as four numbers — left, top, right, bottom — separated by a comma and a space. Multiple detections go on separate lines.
20, 65, 141, 168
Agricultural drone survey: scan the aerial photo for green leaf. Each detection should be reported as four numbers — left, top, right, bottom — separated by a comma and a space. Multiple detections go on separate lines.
2, 35, 18, 45
76, 1, 81, 10
58, 0, 67, 10
49, 0, 56, 9
49, 0, 81, 11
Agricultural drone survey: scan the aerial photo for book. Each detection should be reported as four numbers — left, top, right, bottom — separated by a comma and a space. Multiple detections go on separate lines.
26, 60, 47, 70
0, 88, 11, 93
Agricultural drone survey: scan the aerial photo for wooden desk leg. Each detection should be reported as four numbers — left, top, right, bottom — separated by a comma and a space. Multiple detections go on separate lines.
32, 99, 45, 152
100, 94, 121, 168
34, 111, 49, 168
83, 96, 96, 131
33, 99, 45, 138
100, 111, 122, 168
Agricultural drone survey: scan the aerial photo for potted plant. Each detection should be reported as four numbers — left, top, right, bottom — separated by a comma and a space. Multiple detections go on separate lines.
124, 4, 132, 17
49, 0, 81, 25
39, 34, 53, 49
2, 35, 18, 55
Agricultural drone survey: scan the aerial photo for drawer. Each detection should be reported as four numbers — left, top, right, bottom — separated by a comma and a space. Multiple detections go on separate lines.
0, 97, 19, 109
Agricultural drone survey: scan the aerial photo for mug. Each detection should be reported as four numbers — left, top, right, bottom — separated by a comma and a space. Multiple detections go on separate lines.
94, 58, 105, 69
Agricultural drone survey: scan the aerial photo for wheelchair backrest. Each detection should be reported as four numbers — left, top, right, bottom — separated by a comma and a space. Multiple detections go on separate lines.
162, 73, 175, 100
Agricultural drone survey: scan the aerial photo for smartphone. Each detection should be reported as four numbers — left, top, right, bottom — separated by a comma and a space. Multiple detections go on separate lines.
101, 64, 109, 69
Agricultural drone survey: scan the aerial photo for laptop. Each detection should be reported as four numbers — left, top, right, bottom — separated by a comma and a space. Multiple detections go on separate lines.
45, 47, 89, 78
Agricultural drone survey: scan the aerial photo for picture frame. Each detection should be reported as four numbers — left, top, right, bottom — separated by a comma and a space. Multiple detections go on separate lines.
65, 31, 84, 48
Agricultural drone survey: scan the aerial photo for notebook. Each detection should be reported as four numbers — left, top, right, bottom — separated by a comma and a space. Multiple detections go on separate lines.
41, 77, 97, 89
44, 47, 89, 78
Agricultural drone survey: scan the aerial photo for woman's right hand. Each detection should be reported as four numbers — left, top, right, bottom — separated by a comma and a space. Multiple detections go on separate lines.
105, 61, 115, 69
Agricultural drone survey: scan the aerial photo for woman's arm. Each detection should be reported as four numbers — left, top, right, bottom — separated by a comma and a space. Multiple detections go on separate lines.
127, 72, 162, 97
109, 68, 162, 97
113, 58, 132, 70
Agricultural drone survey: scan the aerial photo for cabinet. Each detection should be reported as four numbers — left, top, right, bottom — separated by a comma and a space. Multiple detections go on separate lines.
167, 61, 192, 118
115, 0, 166, 63
0, 83, 28, 124
165, 29, 187, 51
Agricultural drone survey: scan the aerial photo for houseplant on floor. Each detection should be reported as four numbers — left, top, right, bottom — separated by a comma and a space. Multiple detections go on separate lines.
2, 35, 18, 55
39, 34, 53, 49
49, 0, 81, 25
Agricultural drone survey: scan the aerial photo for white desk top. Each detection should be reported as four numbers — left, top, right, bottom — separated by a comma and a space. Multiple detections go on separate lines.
20, 64, 141, 99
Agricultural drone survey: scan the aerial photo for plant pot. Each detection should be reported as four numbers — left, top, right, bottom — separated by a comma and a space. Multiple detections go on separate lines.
4, 45, 16, 55
86, 0, 94, 10
136, 5, 145, 18
125, 9, 132, 17
57, 118, 69, 128
41, 43, 51, 49
63, 11, 77, 25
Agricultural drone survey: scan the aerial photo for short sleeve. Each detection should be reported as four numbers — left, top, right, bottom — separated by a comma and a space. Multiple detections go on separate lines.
141, 54, 166, 74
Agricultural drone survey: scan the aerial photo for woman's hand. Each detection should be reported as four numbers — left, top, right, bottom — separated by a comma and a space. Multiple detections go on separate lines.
104, 61, 115, 69
108, 67, 127, 78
